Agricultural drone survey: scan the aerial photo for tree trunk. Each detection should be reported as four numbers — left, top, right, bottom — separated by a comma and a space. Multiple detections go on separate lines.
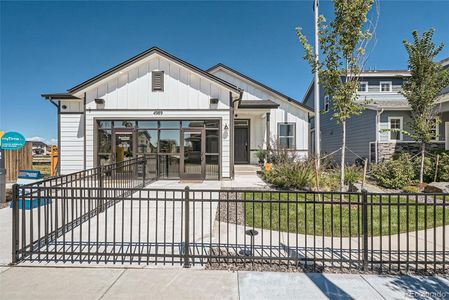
341, 120, 346, 191
420, 143, 425, 184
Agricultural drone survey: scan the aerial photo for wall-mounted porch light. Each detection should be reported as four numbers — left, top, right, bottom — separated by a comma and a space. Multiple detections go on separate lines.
95, 98, 105, 105
223, 123, 229, 139
210, 98, 219, 105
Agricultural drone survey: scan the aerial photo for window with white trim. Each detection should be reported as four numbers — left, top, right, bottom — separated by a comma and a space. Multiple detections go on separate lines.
380, 81, 392, 92
323, 96, 330, 112
278, 122, 296, 149
388, 117, 403, 141
358, 82, 368, 92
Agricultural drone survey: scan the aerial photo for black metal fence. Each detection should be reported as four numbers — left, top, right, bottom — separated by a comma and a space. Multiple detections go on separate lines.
11, 157, 152, 264
11, 180, 448, 274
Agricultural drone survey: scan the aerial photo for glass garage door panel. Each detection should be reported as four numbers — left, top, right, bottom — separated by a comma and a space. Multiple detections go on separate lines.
183, 131, 203, 177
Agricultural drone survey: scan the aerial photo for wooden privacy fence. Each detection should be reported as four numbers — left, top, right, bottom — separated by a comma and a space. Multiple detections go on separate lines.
5, 141, 32, 182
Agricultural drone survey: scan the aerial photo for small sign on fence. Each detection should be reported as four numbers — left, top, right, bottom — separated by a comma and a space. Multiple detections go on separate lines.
1, 131, 27, 203
0, 132, 26, 150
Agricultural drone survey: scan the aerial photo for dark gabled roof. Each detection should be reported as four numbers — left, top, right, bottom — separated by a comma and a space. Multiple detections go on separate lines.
31, 141, 48, 147
238, 100, 280, 109
41, 93, 81, 100
67, 47, 240, 94
207, 63, 313, 113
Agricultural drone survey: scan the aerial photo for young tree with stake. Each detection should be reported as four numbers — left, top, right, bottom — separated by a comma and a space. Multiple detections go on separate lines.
297, 0, 377, 190
400, 29, 449, 184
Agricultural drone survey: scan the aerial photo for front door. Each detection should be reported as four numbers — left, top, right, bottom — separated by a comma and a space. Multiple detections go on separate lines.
181, 128, 205, 180
234, 120, 250, 164
113, 129, 135, 163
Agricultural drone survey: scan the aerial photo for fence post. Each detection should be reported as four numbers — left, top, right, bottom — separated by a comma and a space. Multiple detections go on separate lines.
142, 156, 147, 186
183, 186, 191, 268
11, 184, 19, 264
98, 166, 104, 212
361, 189, 369, 271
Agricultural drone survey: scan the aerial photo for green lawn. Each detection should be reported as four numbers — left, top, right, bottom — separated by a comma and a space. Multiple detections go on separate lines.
244, 193, 449, 237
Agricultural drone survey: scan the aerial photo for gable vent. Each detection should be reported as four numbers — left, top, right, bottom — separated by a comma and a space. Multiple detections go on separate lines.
152, 71, 164, 91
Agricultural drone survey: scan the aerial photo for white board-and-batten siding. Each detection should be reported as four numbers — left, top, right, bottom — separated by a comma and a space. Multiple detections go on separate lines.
211, 69, 310, 157
83, 54, 231, 110
59, 114, 84, 174
59, 53, 233, 176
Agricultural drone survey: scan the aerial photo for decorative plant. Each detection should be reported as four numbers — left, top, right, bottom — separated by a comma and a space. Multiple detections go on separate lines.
267, 138, 297, 165
264, 161, 315, 190
255, 148, 267, 164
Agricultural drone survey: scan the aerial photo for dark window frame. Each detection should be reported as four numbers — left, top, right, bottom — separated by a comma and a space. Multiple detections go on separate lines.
95, 118, 220, 179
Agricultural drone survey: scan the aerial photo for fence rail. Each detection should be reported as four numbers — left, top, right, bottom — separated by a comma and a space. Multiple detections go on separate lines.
11, 179, 449, 274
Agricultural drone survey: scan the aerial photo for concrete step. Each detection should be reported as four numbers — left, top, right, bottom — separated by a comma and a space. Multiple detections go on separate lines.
234, 164, 261, 175
234, 165, 260, 171
235, 171, 259, 176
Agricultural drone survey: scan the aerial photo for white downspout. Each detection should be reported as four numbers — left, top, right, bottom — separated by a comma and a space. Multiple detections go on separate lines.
375, 108, 384, 163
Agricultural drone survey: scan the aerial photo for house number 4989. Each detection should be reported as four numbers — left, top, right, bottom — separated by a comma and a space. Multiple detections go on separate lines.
153, 110, 163, 115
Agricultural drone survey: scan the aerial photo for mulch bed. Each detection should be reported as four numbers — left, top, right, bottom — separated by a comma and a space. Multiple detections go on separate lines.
216, 192, 245, 225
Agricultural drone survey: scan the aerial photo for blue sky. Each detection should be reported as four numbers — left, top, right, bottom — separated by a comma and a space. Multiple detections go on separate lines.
1, 1, 448, 144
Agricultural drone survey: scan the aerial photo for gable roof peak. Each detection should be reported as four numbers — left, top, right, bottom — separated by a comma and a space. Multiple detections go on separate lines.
66, 46, 240, 94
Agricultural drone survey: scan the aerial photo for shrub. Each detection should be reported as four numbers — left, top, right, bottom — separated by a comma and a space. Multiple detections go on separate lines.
316, 166, 362, 191
413, 155, 434, 183
371, 153, 415, 189
412, 152, 449, 183
255, 149, 267, 164
436, 153, 449, 182
267, 138, 298, 164
402, 185, 420, 193
264, 160, 315, 190
319, 171, 340, 192
344, 165, 363, 186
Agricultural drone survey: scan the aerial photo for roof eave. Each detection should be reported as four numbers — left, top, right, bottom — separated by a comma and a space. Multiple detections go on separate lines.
41, 93, 81, 100
208, 64, 313, 114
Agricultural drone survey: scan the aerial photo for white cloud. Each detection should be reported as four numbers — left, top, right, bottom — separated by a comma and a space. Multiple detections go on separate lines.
27, 136, 46, 142
27, 136, 57, 145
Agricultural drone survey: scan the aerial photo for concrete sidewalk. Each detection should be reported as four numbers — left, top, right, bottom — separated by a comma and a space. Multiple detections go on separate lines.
1, 266, 448, 300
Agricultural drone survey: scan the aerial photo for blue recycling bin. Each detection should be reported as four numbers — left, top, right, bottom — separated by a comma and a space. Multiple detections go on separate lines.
10, 169, 52, 210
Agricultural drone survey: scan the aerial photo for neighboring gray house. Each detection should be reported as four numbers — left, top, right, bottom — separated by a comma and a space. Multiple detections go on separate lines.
303, 60, 449, 164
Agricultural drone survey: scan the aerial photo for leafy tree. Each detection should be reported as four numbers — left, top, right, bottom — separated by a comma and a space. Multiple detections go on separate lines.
401, 29, 449, 183
297, 0, 376, 190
